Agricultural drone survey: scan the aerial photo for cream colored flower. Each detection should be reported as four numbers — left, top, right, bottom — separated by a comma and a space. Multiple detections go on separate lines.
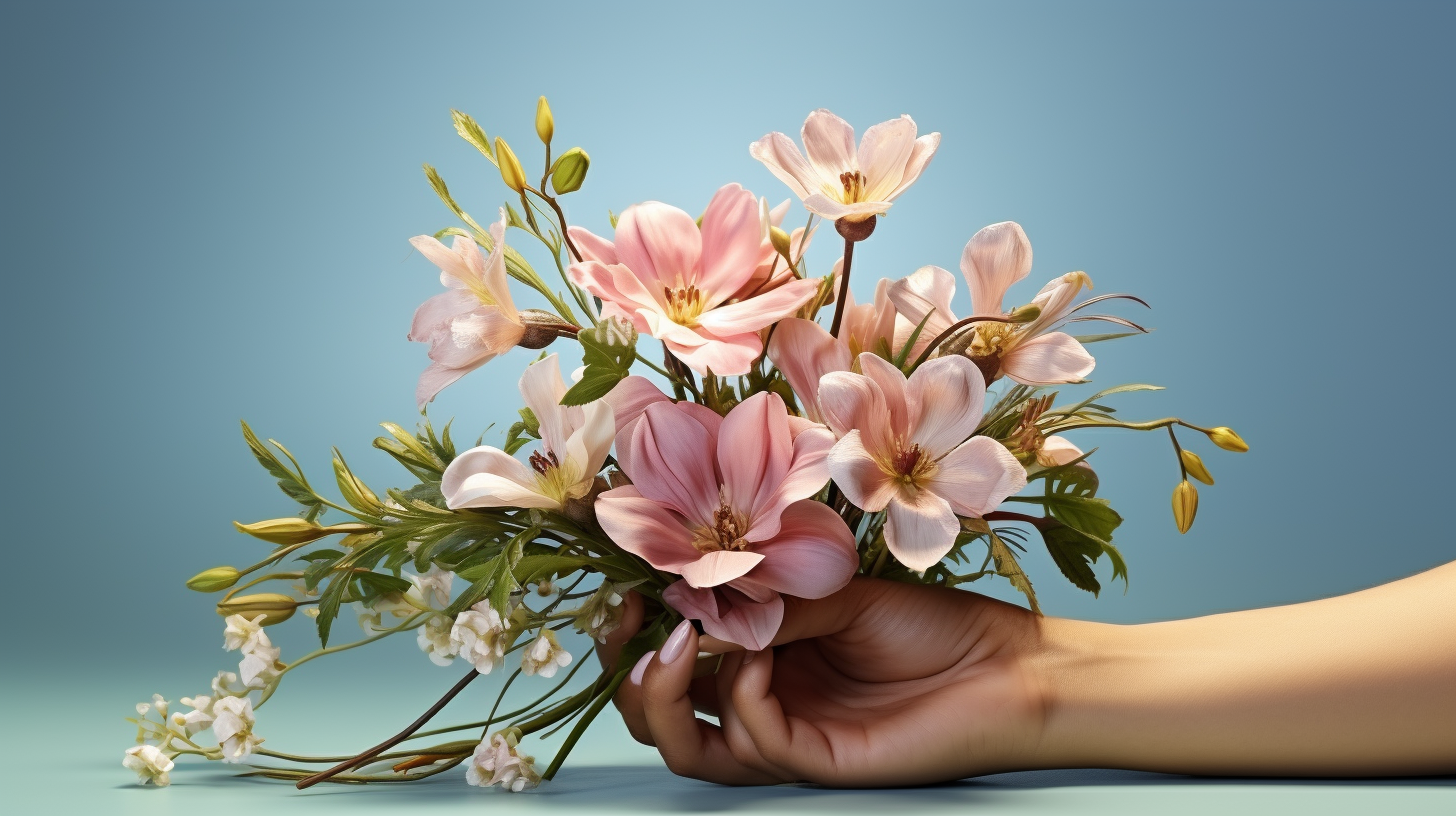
417, 613, 458, 666
239, 640, 281, 689
211, 670, 248, 699
222, 614, 268, 653
520, 630, 571, 678
212, 695, 263, 763
177, 694, 216, 736
123, 744, 175, 786
450, 602, 509, 675
408, 565, 454, 609
465, 731, 541, 792
574, 582, 626, 643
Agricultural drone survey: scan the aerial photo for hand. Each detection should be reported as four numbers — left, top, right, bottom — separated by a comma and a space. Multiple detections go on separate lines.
596, 577, 1049, 786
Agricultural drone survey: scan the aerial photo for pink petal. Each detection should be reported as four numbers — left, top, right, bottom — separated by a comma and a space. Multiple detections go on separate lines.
817, 369, 892, 454
766, 318, 851, 423
744, 421, 835, 542
749, 132, 818, 201
885, 133, 940, 201
1038, 435, 1085, 467
857, 115, 918, 201
679, 550, 766, 589
884, 490, 961, 572
926, 436, 1028, 518
1023, 271, 1093, 338
906, 355, 986, 456
717, 393, 791, 522
856, 353, 912, 436
696, 277, 820, 337
738, 500, 857, 599
826, 430, 899, 512
416, 360, 481, 408
518, 354, 573, 456
429, 309, 523, 365
566, 225, 618, 265
887, 265, 958, 355
603, 376, 670, 436
480, 215, 517, 317
613, 201, 701, 291
409, 234, 472, 288
569, 261, 661, 320
441, 447, 556, 509
696, 183, 764, 299
662, 582, 784, 652
665, 332, 762, 377
594, 486, 701, 572
800, 109, 856, 186
1000, 332, 1095, 385
961, 221, 1032, 316
621, 401, 722, 523
409, 290, 478, 342
801, 195, 890, 222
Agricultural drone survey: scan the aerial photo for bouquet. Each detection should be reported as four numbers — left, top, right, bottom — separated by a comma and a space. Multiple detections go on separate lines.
122, 99, 1248, 791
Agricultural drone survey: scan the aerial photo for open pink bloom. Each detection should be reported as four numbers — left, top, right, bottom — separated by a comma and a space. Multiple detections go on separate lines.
408, 212, 524, 407
567, 184, 820, 377
820, 354, 1027, 572
594, 392, 857, 650
750, 109, 939, 223
1038, 435, 1086, 468
441, 355, 613, 511
729, 198, 817, 302
888, 222, 1096, 386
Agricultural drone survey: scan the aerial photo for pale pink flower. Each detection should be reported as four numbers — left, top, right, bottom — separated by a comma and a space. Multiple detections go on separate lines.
1037, 435, 1086, 468
441, 354, 614, 511
728, 198, 817, 301
594, 392, 857, 650
820, 354, 1027, 572
750, 109, 939, 223
888, 222, 1096, 385
567, 183, 821, 376
408, 210, 523, 407
466, 731, 541, 792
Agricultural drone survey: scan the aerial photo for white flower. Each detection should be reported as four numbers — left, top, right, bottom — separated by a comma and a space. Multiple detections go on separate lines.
417, 613, 458, 666
465, 731, 541, 792
223, 614, 269, 653
520, 630, 571, 678
575, 583, 626, 643
211, 670, 248, 699
123, 744, 175, 786
239, 640, 282, 689
177, 694, 216, 736
212, 695, 263, 763
407, 565, 454, 609
450, 602, 509, 674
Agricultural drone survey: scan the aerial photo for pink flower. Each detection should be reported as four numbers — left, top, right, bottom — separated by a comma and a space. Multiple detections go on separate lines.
408, 211, 524, 407
594, 392, 857, 650
819, 353, 1027, 572
888, 221, 1096, 386
729, 198, 817, 302
750, 109, 939, 223
567, 184, 821, 376
441, 354, 614, 510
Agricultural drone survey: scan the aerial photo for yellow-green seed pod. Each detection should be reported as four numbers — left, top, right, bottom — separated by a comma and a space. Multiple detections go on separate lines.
187, 566, 241, 592
1172, 480, 1199, 534
216, 593, 299, 626
769, 226, 793, 260
1008, 303, 1043, 324
1207, 426, 1249, 453
535, 96, 554, 144
495, 136, 528, 193
233, 518, 329, 546
550, 146, 589, 194
1180, 450, 1215, 485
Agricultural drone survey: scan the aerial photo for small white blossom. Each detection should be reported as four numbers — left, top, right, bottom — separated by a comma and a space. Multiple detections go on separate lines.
239, 641, 282, 689
417, 613, 458, 666
212, 670, 248, 699
177, 694, 216, 735
450, 602, 509, 675
407, 565, 454, 609
575, 582, 627, 643
123, 744, 175, 786
465, 731, 541, 792
212, 695, 263, 763
520, 630, 571, 678
223, 614, 269, 653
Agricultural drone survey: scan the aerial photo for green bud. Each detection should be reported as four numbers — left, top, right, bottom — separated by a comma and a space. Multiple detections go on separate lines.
1180, 449, 1215, 485
216, 593, 299, 626
535, 96, 554, 144
495, 136, 527, 193
186, 566, 241, 592
769, 226, 793, 260
234, 518, 329, 545
1207, 426, 1249, 453
1172, 480, 1199, 534
550, 147, 590, 194
1008, 303, 1042, 323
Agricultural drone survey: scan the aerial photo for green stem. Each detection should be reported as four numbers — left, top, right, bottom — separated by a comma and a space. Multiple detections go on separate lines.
541, 669, 629, 780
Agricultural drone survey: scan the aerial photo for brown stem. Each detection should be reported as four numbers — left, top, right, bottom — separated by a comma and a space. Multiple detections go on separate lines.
539, 192, 583, 263
296, 668, 480, 789
829, 236, 855, 338
983, 510, 1051, 529
908, 313, 1018, 371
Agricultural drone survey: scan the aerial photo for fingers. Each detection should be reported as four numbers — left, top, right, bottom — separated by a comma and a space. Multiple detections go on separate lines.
729, 646, 841, 783
596, 590, 645, 674
698, 577, 877, 655
638, 620, 782, 785
713, 651, 795, 780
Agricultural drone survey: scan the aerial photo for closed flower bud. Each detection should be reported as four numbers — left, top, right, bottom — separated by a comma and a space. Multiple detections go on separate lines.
216, 593, 299, 626
187, 566, 241, 592
769, 225, 793, 260
495, 137, 528, 193
534, 96, 554, 144
517, 309, 579, 350
1207, 426, 1249, 452
550, 146, 589, 194
1180, 450, 1215, 484
1008, 303, 1042, 324
1172, 480, 1199, 534
233, 518, 328, 546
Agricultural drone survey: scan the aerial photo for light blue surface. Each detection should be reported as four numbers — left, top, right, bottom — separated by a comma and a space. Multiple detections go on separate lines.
1, 0, 1453, 812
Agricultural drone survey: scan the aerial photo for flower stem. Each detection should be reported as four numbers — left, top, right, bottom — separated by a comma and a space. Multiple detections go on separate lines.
541, 668, 629, 780
829, 236, 855, 338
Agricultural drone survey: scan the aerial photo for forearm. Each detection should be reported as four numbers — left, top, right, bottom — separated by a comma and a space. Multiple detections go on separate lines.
1030, 561, 1456, 775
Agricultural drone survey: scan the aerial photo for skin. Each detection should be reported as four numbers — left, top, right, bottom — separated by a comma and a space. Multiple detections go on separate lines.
597, 561, 1456, 786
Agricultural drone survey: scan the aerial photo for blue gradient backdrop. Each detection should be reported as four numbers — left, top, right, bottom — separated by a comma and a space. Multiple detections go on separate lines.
2, 1, 1452, 813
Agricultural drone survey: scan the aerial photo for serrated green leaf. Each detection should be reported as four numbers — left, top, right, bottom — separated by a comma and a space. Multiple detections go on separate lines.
987, 532, 1040, 614
423, 163, 490, 238
1041, 523, 1103, 596
561, 367, 627, 406
450, 109, 497, 166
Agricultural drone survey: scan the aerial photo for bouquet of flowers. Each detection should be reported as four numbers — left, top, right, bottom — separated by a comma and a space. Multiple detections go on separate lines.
122, 99, 1248, 791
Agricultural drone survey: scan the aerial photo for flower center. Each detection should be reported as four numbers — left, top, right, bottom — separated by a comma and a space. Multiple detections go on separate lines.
969, 322, 1016, 357
529, 449, 574, 505
838, 170, 868, 203
662, 284, 706, 327
692, 502, 751, 553
881, 442, 937, 487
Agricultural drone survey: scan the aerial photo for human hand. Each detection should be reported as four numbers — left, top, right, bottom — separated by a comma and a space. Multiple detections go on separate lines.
596, 577, 1050, 786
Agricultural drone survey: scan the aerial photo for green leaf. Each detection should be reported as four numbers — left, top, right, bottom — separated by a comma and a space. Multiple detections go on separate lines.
423, 163, 489, 238
450, 109, 497, 166
315, 573, 348, 647
561, 319, 638, 406
1041, 522, 1103, 595
513, 553, 596, 586
1072, 331, 1145, 344
560, 366, 627, 406
240, 421, 322, 512
987, 531, 1041, 614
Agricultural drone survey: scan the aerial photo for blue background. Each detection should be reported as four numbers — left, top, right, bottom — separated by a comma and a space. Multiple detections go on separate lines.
1, 0, 1452, 812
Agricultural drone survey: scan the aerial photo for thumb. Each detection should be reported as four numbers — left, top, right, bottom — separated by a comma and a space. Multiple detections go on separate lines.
697, 577, 877, 654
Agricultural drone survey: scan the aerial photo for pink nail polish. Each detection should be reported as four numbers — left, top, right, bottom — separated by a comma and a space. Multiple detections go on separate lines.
659, 619, 693, 665
630, 651, 655, 685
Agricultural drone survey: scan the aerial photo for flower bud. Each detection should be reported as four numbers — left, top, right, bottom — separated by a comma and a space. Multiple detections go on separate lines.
233, 518, 329, 546
1008, 303, 1042, 323
216, 593, 299, 626
1172, 480, 1198, 534
834, 215, 877, 242
1207, 426, 1249, 453
769, 225, 793, 260
516, 309, 579, 350
187, 566, 241, 592
1180, 450, 1215, 485
534, 96, 554, 144
550, 147, 589, 194
495, 137, 527, 193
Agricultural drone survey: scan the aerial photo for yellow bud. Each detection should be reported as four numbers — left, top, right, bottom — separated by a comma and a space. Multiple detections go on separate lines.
216, 593, 299, 626
495, 136, 527, 193
550, 146, 589, 194
1207, 426, 1249, 453
1180, 450, 1215, 485
234, 518, 329, 546
769, 226, 793, 260
1172, 480, 1199, 534
1008, 303, 1042, 323
535, 96, 554, 144
186, 566, 241, 592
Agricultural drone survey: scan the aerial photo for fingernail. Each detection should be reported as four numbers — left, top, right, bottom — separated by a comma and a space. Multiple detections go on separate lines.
660, 619, 693, 665
742, 650, 758, 665
630, 651, 655, 685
